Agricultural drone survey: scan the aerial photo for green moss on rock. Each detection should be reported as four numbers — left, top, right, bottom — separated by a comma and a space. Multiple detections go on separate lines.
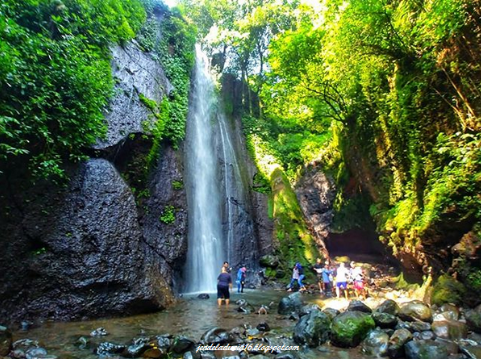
431, 274, 467, 306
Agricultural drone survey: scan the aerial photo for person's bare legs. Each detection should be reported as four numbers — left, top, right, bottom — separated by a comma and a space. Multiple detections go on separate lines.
225, 299, 229, 305
217, 298, 222, 306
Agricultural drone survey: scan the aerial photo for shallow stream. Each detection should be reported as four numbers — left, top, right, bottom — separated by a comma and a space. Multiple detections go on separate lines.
12, 289, 373, 358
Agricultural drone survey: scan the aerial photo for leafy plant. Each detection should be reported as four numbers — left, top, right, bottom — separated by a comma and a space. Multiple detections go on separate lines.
159, 205, 176, 224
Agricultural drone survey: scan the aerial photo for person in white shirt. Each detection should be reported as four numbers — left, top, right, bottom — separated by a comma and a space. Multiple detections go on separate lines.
335, 262, 349, 299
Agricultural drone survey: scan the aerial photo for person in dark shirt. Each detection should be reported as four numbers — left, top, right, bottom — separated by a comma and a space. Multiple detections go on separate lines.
217, 267, 232, 305
312, 258, 324, 293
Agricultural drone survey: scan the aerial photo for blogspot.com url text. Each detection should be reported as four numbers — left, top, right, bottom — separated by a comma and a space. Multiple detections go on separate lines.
196, 344, 299, 353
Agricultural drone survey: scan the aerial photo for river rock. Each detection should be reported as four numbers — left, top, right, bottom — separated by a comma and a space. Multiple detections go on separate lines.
432, 320, 468, 340
293, 309, 331, 347
460, 345, 481, 359
201, 328, 235, 344
330, 311, 375, 348
278, 293, 303, 315
404, 339, 449, 359
388, 328, 412, 358
399, 300, 433, 322
95, 342, 126, 355
361, 329, 389, 356
347, 300, 372, 313
434, 338, 459, 355
299, 304, 321, 317
466, 304, 481, 333
170, 336, 195, 354
256, 323, 270, 332
375, 299, 400, 315
198, 294, 210, 300
322, 308, 340, 320
26, 347, 47, 359
143, 347, 167, 358
409, 321, 432, 332
0, 326, 12, 356
372, 312, 398, 328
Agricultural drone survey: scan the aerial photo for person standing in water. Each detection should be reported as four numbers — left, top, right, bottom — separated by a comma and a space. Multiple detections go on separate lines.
236, 266, 247, 293
217, 267, 232, 305
335, 262, 350, 299
287, 264, 300, 291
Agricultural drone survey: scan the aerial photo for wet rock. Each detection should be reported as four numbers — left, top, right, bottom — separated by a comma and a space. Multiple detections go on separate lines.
125, 337, 150, 356
26, 347, 47, 359
347, 300, 372, 313
76, 336, 89, 350
95, 342, 126, 355
0, 326, 12, 356
293, 309, 331, 347
90, 327, 108, 337
415, 331, 435, 340
278, 293, 303, 315
155, 335, 172, 349
387, 328, 412, 358
238, 303, 256, 314
256, 323, 270, 332
200, 352, 216, 359
439, 304, 460, 320
170, 336, 195, 354
361, 329, 389, 356
404, 339, 449, 359
410, 321, 432, 332
322, 308, 340, 320
259, 255, 280, 268
246, 328, 261, 338
198, 294, 210, 300
143, 347, 167, 358
275, 354, 297, 359
434, 338, 459, 355
375, 299, 400, 315
432, 320, 468, 340
372, 312, 397, 328
466, 304, 481, 333
299, 304, 321, 317
468, 333, 481, 345
460, 345, 481, 359
12, 339, 39, 352
201, 328, 235, 345
330, 311, 375, 348
399, 300, 433, 322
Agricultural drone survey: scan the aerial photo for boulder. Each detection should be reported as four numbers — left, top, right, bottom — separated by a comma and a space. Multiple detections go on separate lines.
259, 255, 280, 268
466, 304, 481, 333
404, 339, 449, 359
278, 293, 303, 315
361, 329, 389, 356
347, 300, 372, 313
372, 312, 398, 328
375, 299, 400, 315
330, 311, 375, 348
388, 328, 412, 359
399, 301, 432, 322
432, 320, 468, 340
293, 310, 331, 347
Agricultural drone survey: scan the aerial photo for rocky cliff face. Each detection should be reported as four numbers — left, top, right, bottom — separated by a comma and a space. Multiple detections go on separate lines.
295, 164, 336, 259
0, 36, 186, 323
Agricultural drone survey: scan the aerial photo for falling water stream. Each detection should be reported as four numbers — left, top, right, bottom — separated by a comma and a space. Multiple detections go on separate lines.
184, 45, 257, 292
184, 46, 225, 292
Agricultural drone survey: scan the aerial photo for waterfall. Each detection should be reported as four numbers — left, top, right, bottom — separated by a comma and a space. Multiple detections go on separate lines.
184, 45, 258, 293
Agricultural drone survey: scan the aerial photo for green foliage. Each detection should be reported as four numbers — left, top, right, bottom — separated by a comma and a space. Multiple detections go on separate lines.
154, 11, 196, 148
172, 180, 184, 190
159, 205, 176, 224
431, 274, 467, 306
0, 0, 147, 180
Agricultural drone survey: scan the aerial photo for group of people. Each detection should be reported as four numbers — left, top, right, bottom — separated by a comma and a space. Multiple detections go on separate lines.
216, 261, 247, 306
289, 258, 367, 299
